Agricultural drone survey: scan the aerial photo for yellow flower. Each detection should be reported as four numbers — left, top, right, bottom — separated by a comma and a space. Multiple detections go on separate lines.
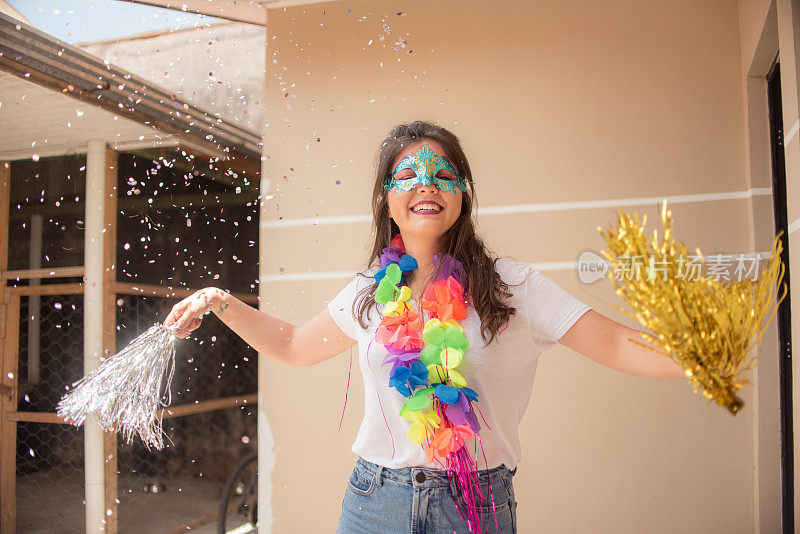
426, 363, 467, 388
400, 406, 442, 445
383, 285, 413, 317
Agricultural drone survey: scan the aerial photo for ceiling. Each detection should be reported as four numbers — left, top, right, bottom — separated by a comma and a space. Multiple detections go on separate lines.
0, 71, 179, 161
123, 0, 340, 25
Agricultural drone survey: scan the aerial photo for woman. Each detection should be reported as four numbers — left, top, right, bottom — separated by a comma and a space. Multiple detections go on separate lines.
163, 121, 685, 533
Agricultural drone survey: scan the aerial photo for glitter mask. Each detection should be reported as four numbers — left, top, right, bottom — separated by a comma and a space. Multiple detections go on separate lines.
384, 144, 468, 194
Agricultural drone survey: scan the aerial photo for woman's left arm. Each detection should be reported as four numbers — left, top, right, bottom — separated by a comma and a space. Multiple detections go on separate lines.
557, 310, 686, 381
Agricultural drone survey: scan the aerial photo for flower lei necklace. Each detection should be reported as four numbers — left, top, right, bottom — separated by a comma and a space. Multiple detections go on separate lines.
372, 233, 501, 532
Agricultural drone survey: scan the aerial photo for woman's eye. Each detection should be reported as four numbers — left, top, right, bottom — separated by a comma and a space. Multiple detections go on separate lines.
437, 172, 456, 181
395, 172, 415, 180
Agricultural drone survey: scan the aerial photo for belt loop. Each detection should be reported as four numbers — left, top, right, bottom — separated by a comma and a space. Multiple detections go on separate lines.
375, 465, 384, 486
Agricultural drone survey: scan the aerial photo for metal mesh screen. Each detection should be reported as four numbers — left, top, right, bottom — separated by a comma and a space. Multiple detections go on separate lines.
116, 151, 259, 294
114, 295, 257, 532
16, 294, 86, 533
8, 155, 86, 271
11, 148, 259, 532
14, 291, 257, 532
15, 424, 86, 533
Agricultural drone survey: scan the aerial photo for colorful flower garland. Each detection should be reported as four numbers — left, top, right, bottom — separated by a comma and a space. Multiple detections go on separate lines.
373, 234, 499, 532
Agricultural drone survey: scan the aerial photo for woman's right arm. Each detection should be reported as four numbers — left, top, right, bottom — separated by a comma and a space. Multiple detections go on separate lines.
163, 287, 357, 367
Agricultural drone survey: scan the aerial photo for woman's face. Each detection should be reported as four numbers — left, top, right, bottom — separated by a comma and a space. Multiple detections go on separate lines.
386, 139, 463, 242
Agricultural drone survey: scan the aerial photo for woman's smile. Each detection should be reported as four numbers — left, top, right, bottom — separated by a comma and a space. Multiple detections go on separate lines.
410, 201, 444, 214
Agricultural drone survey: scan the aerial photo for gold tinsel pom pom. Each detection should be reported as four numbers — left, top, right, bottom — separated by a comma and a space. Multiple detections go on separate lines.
597, 200, 787, 415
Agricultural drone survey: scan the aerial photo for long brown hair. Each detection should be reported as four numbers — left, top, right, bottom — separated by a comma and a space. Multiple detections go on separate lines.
353, 121, 517, 346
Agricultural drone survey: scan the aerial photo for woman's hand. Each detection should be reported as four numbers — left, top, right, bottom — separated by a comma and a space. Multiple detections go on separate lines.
163, 287, 221, 339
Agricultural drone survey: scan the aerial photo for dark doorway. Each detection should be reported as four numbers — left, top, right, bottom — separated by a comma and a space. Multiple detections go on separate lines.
767, 57, 794, 534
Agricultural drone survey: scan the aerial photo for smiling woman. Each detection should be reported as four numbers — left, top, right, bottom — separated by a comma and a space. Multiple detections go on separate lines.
354, 122, 519, 343
163, 120, 683, 534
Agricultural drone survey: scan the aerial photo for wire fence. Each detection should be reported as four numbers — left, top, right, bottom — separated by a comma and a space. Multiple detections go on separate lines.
14, 292, 258, 532
8, 151, 260, 533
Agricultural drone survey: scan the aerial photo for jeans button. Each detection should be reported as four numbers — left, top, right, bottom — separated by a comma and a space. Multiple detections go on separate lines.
415, 472, 426, 483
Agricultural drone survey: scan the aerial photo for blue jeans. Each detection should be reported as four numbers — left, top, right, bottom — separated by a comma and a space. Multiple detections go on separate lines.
336, 457, 518, 533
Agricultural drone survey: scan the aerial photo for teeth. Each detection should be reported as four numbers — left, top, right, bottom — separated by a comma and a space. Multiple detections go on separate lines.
411, 203, 442, 213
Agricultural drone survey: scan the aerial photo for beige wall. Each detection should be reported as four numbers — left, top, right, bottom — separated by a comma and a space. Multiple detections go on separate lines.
739, 0, 800, 531
737, 1, 780, 532
257, 0, 790, 532
739, 0, 777, 77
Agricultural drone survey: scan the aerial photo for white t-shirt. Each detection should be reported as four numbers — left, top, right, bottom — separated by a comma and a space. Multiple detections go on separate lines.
327, 257, 592, 470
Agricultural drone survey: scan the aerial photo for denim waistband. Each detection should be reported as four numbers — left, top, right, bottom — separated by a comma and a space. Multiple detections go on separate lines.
356, 457, 516, 489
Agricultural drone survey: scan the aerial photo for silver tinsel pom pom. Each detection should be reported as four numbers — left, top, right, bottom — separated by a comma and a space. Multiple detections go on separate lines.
57, 324, 177, 450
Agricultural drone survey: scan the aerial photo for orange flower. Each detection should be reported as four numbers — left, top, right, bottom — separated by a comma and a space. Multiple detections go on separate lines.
379, 307, 419, 327
428, 424, 475, 458
375, 322, 423, 351
421, 276, 467, 322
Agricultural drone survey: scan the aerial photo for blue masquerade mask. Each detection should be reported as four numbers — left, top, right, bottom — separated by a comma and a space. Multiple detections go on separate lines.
384, 144, 468, 195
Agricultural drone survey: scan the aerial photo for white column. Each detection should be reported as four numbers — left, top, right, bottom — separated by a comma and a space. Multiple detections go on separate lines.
84, 140, 106, 532
258, 9, 277, 533
258, 176, 277, 534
